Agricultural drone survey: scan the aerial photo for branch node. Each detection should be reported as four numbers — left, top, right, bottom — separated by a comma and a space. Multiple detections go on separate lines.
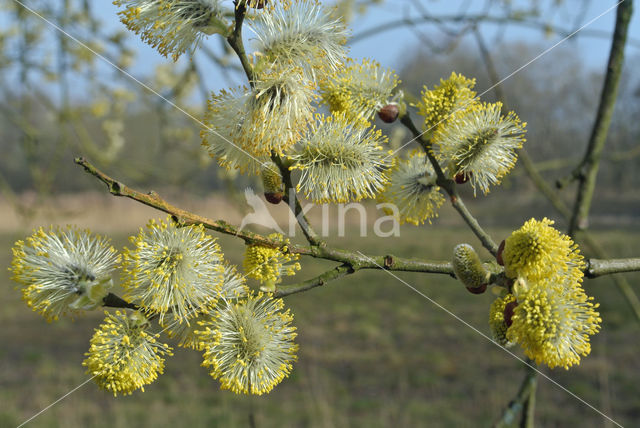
384, 255, 394, 269
110, 181, 122, 194
103, 292, 138, 310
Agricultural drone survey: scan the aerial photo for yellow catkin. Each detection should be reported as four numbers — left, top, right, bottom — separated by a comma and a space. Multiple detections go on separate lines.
452, 243, 489, 290
378, 151, 445, 225
122, 216, 225, 324
10, 226, 119, 321
319, 58, 399, 126
502, 217, 584, 286
197, 292, 298, 395
507, 278, 601, 370
489, 294, 516, 347
244, 234, 300, 289
416, 72, 477, 133
83, 311, 173, 396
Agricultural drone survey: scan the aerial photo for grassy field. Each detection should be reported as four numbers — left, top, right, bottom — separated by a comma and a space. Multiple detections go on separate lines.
1, 199, 640, 427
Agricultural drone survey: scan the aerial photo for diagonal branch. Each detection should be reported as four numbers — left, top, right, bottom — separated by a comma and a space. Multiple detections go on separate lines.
494, 362, 538, 428
586, 258, 640, 278
274, 264, 354, 297
225, 1, 322, 248
567, 0, 633, 235
271, 153, 323, 247
472, 6, 640, 323
74, 157, 453, 273
226, 1, 255, 85
400, 114, 500, 256
76, 157, 640, 303
74, 156, 295, 250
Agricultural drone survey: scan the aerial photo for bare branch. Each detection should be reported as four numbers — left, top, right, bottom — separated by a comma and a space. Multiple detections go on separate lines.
74, 157, 455, 274
494, 362, 538, 428
399, 113, 500, 256
586, 257, 640, 278
271, 153, 323, 247
226, 1, 255, 85
568, 1, 633, 235
275, 264, 354, 297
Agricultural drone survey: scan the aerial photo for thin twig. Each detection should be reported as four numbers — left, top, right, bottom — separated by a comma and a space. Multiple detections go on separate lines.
400, 113, 499, 256
103, 292, 138, 310
226, 1, 255, 85
586, 257, 640, 278
351, 13, 640, 48
567, 1, 633, 235
494, 362, 538, 428
74, 157, 456, 274
472, 6, 640, 323
76, 157, 640, 304
274, 264, 354, 297
581, 232, 640, 321
226, 2, 322, 247
520, 369, 537, 428
271, 153, 323, 247
74, 156, 294, 248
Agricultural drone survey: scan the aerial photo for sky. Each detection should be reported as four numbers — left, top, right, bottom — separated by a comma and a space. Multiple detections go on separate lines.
348, 0, 640, 70
7, 0, 640, 100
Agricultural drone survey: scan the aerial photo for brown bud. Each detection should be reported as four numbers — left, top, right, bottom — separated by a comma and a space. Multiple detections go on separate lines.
264, 192, 283, 205
261, 162, 283, 204
454, 172, 470, 184
250, 0, 267, 8
496, 240, 506, 266
504, 300, 518, 327
378, 104, 399, 123
466, 283, 487, 294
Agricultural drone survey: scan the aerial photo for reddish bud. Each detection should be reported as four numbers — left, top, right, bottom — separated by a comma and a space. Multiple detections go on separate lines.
378, 104, 399, 123
504, 301, 518, 327
251, 0, 267, 8
454, 172, 470, 184
466, 283, 487, 294
264, 192, 283, 204
496, 240, 506, 266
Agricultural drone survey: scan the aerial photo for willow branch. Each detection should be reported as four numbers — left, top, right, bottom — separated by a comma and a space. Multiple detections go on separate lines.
274, 264, 355, 297
75, 158, 456, 273
586, 258, 640, 278
567, 0, 633, 235
494, 363, 538, 428
225, 2, 320, 247
520, 370, 537, 428
271, 153, 323, 247
400, 113, 499, 256
399, 114, 446, 177
76, 156, 640, 303
518, 136, 640, 323
74, 156, 295, 250
473, 12, 640, 323
581, 233, 640, 321
103, 292, 138, 310
226, 1, 255, 85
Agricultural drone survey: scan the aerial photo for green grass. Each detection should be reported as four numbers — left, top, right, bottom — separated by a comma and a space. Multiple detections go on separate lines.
2, 226, 640, 427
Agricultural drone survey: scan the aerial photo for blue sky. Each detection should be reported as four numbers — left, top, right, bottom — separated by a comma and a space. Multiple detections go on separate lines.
7, 0, 640, 100
89, 0, 640, 96
348, 0, 640, 70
